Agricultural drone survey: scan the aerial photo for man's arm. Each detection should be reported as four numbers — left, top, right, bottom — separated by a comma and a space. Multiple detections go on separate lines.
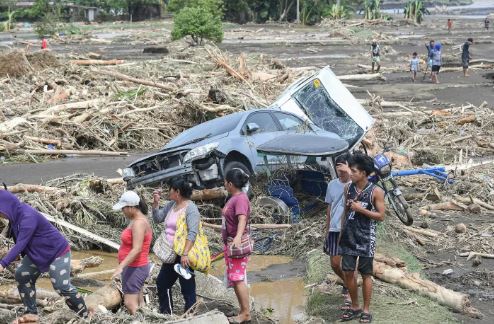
325, 206, 331, 232
349, 188, 385, 221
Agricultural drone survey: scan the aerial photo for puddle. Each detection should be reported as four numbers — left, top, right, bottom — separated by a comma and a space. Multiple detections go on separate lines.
15, 252, 307, 323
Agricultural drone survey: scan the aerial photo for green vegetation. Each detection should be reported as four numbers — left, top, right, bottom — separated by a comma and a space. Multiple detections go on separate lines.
324, 3, 352, 20
168, 0, 224, 18
363, 0, 381, 20
404, 0, 430, 24
171, 6, 223, 44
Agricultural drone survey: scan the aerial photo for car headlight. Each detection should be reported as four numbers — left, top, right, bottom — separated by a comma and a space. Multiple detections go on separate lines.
183, 142, 219, 163
122, 167, 135, 180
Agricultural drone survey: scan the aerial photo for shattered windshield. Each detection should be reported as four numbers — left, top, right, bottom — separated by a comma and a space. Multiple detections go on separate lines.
294, 79, 363, 147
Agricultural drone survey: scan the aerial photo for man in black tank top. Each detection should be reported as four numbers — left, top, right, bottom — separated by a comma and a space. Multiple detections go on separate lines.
338, 153, 385, 323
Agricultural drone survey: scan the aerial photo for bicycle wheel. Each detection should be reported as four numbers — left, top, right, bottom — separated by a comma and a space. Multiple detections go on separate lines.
388, 193, 413, 226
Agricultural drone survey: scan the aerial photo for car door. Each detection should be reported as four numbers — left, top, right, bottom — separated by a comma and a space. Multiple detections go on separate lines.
270, 66, 374, 149
242, 111, 285, 170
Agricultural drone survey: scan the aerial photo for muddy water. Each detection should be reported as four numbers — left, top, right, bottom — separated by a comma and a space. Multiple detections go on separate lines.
33, 252, 306, 323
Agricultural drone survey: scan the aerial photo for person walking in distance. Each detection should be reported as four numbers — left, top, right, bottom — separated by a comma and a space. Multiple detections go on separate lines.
370, 41, 381, 73
338, 153, 385, 323
461, 38, 474, 77
423, 40, 435, 80
447, 18, 453, 32
431, 43, 442, 84
324, 153, 353, 311
113, 191, 152, 315
484, 17, 490, 31
410, 52, 420, 82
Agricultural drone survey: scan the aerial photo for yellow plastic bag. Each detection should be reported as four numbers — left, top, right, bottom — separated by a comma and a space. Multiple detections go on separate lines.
173, 212, 211, 273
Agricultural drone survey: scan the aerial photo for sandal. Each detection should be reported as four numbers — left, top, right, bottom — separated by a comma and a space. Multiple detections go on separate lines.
360, 312, 373, 323
340, 308, 362, 321
340, 300, 352, 311
228, 316, 251, 324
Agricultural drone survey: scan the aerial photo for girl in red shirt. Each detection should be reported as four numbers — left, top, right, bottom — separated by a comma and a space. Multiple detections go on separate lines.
113, 191, 152, 315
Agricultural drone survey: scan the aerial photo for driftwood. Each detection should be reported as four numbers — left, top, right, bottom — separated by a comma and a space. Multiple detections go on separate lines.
70, 59, 124, 66
76, 269, 114, 279
457, 114, 477, 125
71, 256, 104, 274
191, 188, 227, 201
24, 136, 61, 147
7, 184, 61, 194
403, 226, 441, 238
459, 252, 494, 261
0, 285, 60, 306
453, 195, 494, 211
12, 149, 128, 157
337, 73, 386, 81
425, 201, 465, 211
85, 284, 122, 312
33, 99, 104, 118
41, 212, 120, 250
373, 261, 481, 318
374, 253, 406, 268
93, 69, 176, 92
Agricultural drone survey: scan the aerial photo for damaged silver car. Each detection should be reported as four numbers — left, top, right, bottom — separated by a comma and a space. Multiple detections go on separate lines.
123, 66, 374, 189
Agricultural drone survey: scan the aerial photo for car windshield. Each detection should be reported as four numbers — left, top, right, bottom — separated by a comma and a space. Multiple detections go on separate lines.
163, 112, 244, 149
294, 79, 363, 147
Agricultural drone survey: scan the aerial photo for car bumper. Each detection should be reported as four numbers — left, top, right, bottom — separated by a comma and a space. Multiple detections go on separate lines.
126, 164, 195, 188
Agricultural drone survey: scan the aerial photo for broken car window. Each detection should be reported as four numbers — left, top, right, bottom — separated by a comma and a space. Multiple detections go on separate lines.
294, 79, 363, 147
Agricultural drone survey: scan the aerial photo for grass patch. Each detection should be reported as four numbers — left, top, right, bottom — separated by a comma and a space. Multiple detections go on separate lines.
306, 249, 332, 285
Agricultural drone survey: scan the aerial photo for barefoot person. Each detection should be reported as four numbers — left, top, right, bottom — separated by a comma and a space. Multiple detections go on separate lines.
461, 38, 474, 77
410, 52, 420, 82
0, 190, 88, 323
339, 153, 385, 323
113, 191, 152, 315
153, 179, 200, 315
222, 168, 252, 323
324, 153, 353, 310
423, 40, 434, 80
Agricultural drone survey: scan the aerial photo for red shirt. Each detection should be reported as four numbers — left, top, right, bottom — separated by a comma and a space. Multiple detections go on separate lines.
118, 226, 152, 267
221, 192, 250, 243
41, 39, 47, 49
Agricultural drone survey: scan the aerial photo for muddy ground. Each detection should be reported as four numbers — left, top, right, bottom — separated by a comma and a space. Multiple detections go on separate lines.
1, 10, 494, 324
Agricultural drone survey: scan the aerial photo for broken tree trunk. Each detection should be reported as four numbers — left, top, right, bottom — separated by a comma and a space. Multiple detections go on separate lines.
0, 285, 60, 306
93, 69, 176, 92
374, 253, 406, 268
373, 261, 481, 318
41, 212, 120, 250
70, 59, 124, 66
85, 283, 122, 312
191, 188, 227, 201
426, 201, 465, 211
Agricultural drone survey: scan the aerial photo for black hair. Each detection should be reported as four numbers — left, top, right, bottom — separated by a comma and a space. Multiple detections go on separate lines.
467, 38, 473, 43
335, 152, 352, 165
430, 40, 434, 43
412, 52, 417, 56
225, 168, 250, 189
137, 193, 148, 215
349, 152, 375, 176
170, 178, 193, 199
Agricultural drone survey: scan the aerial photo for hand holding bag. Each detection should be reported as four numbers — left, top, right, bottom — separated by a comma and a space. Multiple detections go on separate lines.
227, 233, 254, 258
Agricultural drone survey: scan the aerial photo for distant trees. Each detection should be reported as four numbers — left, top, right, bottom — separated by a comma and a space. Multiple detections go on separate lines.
404, 0, 429, 24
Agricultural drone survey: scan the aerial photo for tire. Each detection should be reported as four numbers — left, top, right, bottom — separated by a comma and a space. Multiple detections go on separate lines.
388, 193, 414, 226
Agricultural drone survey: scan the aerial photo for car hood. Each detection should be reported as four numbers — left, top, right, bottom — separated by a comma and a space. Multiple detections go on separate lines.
270, 66, 374, 149
257, 134, 349, 156
128, 132, 229, 166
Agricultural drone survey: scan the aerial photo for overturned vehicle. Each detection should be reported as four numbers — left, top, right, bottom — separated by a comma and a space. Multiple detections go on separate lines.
123, 66, 374, 189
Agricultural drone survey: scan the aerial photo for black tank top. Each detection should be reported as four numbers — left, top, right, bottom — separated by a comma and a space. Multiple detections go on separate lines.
338, 182, 377, 257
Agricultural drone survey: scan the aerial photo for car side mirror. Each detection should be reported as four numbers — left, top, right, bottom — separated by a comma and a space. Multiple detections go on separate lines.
246, 123, 260, 134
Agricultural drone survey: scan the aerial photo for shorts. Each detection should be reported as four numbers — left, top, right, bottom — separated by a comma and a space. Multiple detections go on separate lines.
323, 231, 341, 256
462, 58, 469, 68
342, 255, 374, 276
224, 246, 248, 288
431, 65, 441, 72
121, 264, 150, 294
372, 56, 380, 63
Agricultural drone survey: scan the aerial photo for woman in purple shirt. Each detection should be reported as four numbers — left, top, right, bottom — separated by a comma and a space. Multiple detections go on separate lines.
0, 190, 87, 322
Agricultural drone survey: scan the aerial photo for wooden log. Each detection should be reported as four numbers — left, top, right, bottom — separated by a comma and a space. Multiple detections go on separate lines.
7, 183, 61, 194
0, 285, 60, 305
14, 149, 128, 157
191, 188, 227, 201
425, 201, 465, 212
403, 226, 441, 238
41, 212, 120, 250
32, 99, 104, 118
93, 69, 176, 92
85, 284, 122, 312
463, 252, 494, 261
203, 222, 291, 230
71, 256, 104, 274
24, 136, 62, 147
457, 114, 476, 125
373, 261, 480, 318
70, 59, 124, 66
76, 269, 114, 279
453, 195, 494, 211
337, 73, 386, 81
374, 253, 406, 268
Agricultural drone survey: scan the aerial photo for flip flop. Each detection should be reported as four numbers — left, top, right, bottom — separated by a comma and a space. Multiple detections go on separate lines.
228, 316, 251, 324
340, 308, 362, 322
360, 312, 373, 323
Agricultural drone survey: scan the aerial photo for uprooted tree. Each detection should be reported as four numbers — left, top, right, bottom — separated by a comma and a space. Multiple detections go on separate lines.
171, 6, 224, 45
